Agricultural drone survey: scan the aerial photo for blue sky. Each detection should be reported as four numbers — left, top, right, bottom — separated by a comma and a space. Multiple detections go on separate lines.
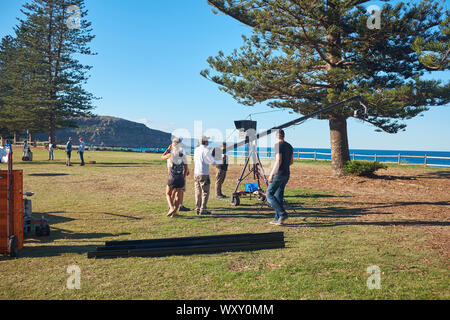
0, 0, 449, 151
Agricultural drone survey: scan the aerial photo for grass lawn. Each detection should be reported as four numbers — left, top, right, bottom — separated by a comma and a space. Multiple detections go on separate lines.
0, 149, 448, 299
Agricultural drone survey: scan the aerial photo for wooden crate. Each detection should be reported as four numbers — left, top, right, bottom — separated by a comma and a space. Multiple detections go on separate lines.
0, 170, 24, 254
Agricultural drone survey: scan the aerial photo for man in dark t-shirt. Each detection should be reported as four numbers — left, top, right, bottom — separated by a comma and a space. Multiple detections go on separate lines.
267, 129, 294, 226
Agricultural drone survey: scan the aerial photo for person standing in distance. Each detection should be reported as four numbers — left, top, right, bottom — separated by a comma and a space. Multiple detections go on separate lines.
266, 129, 293, 226
65, 137, 73, 166
78, 137, 86, 166
48, 142, 54, 161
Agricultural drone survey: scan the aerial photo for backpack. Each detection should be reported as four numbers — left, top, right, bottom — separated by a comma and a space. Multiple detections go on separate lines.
170, 150, 185, 177
171, 162, 184, 177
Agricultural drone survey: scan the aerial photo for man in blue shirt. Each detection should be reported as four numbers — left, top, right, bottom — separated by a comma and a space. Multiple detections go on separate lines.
65, 137, 73, 166
78, 137, 86, 166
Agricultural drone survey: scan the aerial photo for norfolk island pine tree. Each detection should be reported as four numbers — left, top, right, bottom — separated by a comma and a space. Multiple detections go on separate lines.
0, 0, 97, 145
202, 0, 449, 176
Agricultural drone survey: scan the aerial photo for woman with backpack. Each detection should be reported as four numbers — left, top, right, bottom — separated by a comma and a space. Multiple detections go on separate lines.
161, 138, 189, 217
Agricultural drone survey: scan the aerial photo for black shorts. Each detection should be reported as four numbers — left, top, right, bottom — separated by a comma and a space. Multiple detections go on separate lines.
168, 175, 185, 189
66, 151, 72, 159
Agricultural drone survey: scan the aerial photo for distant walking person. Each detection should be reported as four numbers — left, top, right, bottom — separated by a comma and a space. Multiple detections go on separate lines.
266, 130, 293, 226
193, 136, 217, 215
48, 142, 54, 161
78, 137, 86, 166
213, 142, 229, 199
65, 137, 73, 166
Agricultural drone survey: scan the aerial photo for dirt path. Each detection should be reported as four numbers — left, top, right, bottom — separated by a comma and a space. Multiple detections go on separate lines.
283, 164, 450, 258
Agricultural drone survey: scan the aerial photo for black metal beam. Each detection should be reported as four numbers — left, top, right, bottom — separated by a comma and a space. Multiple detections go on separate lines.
98, 233, 284, 251
105, 232, 284, 247
88, 232, 286, 259
88, 240, 285, 259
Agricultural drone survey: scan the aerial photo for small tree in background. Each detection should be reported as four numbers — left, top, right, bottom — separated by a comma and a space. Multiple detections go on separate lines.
203, 0, 449, 176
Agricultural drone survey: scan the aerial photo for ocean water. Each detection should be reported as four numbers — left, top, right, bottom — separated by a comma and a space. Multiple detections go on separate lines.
129, 146, 450, 168
251, 147, 450, 168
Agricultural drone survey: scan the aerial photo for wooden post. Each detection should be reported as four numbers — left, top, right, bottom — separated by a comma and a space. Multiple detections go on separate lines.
424, 155, 427, 166
314, 151, 317, 161
398, 154, 401, 165
374, 154, 377, 162
352, 153, 355, 161
297, 151, 300, 160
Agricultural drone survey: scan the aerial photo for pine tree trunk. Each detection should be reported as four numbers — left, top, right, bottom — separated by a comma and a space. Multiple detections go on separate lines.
13, 132, 18, 144
329, 116, 350, 177
49, 115, 56, 145
30, 132, 36, 147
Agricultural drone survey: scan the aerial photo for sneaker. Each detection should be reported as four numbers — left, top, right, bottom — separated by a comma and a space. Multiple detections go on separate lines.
278, 216, 288, 225
200, 211, 211, 215
269, 220, 280, 225
179, 205, 190, 212
196, 210, 201, 216
167, 209, 176, 217
215, 195, 225, 200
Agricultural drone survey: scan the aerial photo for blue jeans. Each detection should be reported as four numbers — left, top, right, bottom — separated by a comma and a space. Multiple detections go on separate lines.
49, 150, 54, 160
79, 152, 85, 165
266, 174, 289, 221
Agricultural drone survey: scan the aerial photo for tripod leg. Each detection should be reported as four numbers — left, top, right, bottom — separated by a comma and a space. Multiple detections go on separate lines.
233, 154, 251, 194
256, 153, 269, 187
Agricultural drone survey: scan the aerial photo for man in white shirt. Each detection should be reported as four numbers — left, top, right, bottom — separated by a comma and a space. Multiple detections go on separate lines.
78, 137, 86, 166
194, 136, 218, 215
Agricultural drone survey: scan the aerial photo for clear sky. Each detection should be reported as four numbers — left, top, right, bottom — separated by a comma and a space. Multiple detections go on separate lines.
0, 0, 449, 151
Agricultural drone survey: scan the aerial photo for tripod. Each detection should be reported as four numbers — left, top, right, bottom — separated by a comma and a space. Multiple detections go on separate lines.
230, 140, 269, 206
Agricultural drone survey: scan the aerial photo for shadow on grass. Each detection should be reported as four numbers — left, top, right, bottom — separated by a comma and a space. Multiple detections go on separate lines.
31, 211, 74, 225
28, 173, 69, 177
335, 200, 450, 210
189, 197, 450, 229
25, 226, 131, 243
201, 204, 390, 220
19, 211, 132, 258
284, 194, 352, 199
370, 170, 450, 181
283, 220, 450, 228
369, 175, 418, 181
12, 244, 100, 258
419, 170, 450, 179
18, 226, 132, 258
